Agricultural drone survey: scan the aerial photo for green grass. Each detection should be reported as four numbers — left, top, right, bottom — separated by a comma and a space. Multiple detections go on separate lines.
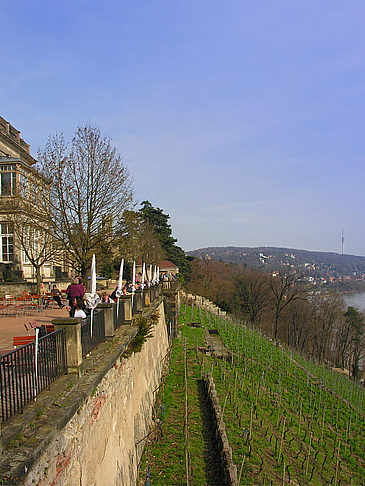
203, 307, 365, 485
138, 303, 365, 485
138, 321, 214, 485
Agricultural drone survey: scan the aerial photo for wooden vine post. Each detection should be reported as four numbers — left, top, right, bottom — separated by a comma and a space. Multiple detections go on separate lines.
278, 417, 286, 462
249, 403, 254, 439
184, 337, 190, 485
238, 455, 246, 485
320, 408, 325, 447
305, 432, 312, 476
298, 402, 302, 437
334, 440, 341, 486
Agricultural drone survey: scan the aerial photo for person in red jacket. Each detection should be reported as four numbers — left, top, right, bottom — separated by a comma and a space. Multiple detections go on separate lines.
66, 279, 85, 315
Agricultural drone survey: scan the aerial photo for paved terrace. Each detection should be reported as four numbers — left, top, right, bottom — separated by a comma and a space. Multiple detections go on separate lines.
0, 296, 165, 484
0, 307, 68, 354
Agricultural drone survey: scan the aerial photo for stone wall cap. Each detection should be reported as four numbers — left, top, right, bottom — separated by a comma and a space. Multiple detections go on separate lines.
52, 317, 82, 325
98, 303, 114, 308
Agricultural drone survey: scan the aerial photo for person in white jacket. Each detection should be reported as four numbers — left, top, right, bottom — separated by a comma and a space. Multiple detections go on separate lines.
74, 303, 86, 319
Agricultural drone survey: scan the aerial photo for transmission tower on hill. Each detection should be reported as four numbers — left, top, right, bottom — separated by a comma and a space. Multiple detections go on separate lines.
341, 226, 344, 255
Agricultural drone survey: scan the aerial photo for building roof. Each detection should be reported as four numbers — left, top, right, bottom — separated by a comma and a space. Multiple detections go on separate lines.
159, 260, 179, 269
0, 116, 37, 166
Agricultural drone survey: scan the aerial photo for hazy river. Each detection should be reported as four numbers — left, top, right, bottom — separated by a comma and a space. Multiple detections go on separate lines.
343, 292, 365, 312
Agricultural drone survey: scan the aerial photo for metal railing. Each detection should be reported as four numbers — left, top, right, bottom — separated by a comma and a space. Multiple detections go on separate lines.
81, 310, 105, 357
0, 285, 162, 422
0, 329, 67, 422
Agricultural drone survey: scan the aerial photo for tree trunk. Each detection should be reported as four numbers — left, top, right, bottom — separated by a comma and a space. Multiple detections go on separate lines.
274, 312, 279, 340
80, 262, 87, 279
36, 266, 42, 294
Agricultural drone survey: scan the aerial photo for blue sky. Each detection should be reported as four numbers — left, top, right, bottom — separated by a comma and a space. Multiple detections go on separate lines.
1, 1, 365, 255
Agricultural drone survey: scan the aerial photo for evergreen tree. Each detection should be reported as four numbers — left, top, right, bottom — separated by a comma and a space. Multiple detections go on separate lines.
139, 201, 191, 280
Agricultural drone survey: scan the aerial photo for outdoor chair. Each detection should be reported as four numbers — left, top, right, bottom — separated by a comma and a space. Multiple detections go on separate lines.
15, 297, 27, 317
29, 295, 43, 314
13, 336, 36, 348
44, 294, 57, 309
4, 295, 16, 315
0, 298, 8, 315
45, 324, 55, 333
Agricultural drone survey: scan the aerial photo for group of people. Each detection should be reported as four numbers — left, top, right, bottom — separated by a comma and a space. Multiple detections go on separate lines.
65, 278, 87, 318
55, 272, 169, 319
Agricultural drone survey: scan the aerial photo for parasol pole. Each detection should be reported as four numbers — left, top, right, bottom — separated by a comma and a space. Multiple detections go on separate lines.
91, 308, 93, 337
34, 328, 39, 400
141, 262, 146, 290
90, 254, 97, 338
117, 258, 124, 319
132, 260, 136, 310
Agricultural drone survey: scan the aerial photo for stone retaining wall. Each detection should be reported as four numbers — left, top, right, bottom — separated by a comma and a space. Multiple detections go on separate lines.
0, 280, 74, 296
180, 291, 227, 316
204, 373, 238, 486
20, 301, 169, 486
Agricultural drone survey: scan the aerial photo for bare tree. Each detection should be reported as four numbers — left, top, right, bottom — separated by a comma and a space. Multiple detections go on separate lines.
311, 295, 343, 363
283, 299, 312, 351
37, 125, 134, 277
187, 260, 237, 311
334, 306, 365, 379
234, 270, 269, 325
3, 169, 61, 293
269, 273, 307, 340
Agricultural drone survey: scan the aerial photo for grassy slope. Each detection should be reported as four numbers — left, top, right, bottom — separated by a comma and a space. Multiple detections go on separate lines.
205, 308, 365, 485
138, 305, 216, 485
138, 303, 365, 485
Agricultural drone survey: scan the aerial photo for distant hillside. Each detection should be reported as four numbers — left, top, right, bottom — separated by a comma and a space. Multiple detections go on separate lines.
187, 246, 365, 284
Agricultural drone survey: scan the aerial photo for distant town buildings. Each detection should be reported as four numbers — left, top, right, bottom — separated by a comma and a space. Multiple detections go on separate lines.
190, 246, 365, 287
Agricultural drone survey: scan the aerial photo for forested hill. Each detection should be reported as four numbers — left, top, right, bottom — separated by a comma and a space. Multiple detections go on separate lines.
187, 246, 365, 282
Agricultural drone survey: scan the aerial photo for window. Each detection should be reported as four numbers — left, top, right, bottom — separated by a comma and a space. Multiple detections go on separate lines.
0, 165, 16, 171
0, 223, 14, 262
19, 173, 28, 197
22, 227, 45, 263
0, 171, 16, 196
22, 228, 30, 264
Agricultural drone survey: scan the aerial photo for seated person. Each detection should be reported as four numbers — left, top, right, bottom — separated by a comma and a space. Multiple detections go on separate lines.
51, 284, 64, 308
30, 321, 47, 337
69, 296, 85, 317
101, 292, 113, 304
74, 301, 86, 319
109, 287, 118, 300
